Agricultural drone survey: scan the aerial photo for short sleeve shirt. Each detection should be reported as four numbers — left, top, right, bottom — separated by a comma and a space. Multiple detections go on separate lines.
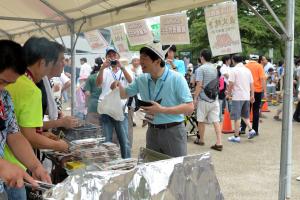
165, 59, 186, 76
125, 68, 192, 124
84, 73, 102, 113
0, 90, 20, 192
195, 63, 218, 102
229, 63, 254, 101
246, 61, 265, 92
4, 75, 43, 170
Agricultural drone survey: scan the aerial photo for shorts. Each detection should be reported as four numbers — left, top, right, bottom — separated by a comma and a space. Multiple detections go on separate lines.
197, 100, 220, 123
267, 86, 276, 95
230, 100, 250, 120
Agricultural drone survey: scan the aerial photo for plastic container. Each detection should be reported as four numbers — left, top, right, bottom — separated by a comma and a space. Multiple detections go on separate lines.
63, 123, 102, 142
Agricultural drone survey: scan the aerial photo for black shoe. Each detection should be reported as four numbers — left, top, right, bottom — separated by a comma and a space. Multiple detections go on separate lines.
133, 122, 136, 127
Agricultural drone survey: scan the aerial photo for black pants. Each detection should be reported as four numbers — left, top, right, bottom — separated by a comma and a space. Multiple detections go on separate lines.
241, 92, 262, 134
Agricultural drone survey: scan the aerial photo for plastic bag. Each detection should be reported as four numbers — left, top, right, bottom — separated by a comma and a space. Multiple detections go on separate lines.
98, 88, 125, 121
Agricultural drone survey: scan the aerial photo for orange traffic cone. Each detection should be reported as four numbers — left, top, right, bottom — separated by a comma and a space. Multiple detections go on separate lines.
222, 108, 234, 134
261, 101, 270, 112
250, 109, 253, 122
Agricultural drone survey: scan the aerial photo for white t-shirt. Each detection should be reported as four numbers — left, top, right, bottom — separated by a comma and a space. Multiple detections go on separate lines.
220, 64, 231, 84
264, 62, 274, 74
79, 63, 92, 80
229, 63, 254, 101
51, 73, 70, 98
99, 67, 132, 113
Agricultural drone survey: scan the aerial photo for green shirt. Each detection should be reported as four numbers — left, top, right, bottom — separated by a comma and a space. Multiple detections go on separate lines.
84, 73, 102, 113
4, 75, 43, 170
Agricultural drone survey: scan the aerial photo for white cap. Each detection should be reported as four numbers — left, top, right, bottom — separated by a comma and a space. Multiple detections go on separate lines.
145, 42, 170, 60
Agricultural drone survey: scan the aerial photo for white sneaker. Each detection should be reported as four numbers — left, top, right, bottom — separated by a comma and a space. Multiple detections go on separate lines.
228, 136, 241, 143
296, 176, 300, 181
248, 129, 256, 139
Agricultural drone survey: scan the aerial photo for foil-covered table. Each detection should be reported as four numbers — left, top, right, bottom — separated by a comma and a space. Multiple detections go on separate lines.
43, 152, 224, 200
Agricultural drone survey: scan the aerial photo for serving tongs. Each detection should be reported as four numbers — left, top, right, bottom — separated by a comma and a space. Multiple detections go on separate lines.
24, 180, 54, 192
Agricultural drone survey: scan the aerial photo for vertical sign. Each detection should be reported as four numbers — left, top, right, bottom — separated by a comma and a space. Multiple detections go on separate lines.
125, 20, 153, 46
205, 1, 242, 56
84, 30, 108, 50
111, 25, 130, 57
160, 13, 190, 45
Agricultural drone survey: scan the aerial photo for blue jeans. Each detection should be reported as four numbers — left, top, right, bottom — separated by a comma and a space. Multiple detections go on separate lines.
4, 186, 26, 200
101, 114, 131, 158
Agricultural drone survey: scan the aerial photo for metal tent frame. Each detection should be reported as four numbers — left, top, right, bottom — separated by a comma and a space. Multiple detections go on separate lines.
0, 0, 295, 199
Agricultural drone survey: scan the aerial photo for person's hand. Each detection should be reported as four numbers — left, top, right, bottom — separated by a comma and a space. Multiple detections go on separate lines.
30, 164, 52, 184
141, 101, 164, 115
61, 116, 79, 129
264, 92, 268, 99
0, 160, 38, 188
52, 84, 60, 92
250, 95, 255, 104
55, 140, 69, 152
101, 59, 110, 69
110, 81, 120, 90
166, 59, 173, 65
42, 132, 59, 141
116, 60, 122, 68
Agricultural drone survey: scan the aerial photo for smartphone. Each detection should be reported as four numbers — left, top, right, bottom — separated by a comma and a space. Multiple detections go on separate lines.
137, 99, 162, 107
110, 60, 117, 66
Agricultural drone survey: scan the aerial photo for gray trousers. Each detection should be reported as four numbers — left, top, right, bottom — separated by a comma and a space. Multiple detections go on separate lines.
0, 192, 8, 200
146, 123, 187, 157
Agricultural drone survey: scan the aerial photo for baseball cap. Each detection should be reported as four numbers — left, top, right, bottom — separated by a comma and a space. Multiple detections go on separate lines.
105, 46, 117, 57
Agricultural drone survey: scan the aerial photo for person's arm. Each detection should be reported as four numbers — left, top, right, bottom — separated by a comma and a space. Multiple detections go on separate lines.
142, 101, 194, 116
62, 80, 71, 91
227, 81, 234, 97
250, 83, 255, 103
20, 127, 68, 152
119, 64, 132, 83
43, 116, 79, 130
7, 133, 51, 183
0, 158, 38, 188
96, 60, 110, 87
194, 81, 202, 104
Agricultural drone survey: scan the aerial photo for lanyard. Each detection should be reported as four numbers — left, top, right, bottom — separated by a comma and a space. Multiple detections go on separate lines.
25, 70, 34, 82
0, 99, 6, 120
148, 69, 169, 101
110, 68, 123, 81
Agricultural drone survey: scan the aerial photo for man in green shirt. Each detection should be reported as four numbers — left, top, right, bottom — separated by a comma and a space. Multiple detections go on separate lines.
85, 57, 102, 125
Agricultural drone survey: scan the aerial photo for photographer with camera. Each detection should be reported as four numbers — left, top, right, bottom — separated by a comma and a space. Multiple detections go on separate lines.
96, 47, 132, 159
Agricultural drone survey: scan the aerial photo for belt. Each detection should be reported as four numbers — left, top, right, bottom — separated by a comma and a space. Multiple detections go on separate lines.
148, 122, 182, 129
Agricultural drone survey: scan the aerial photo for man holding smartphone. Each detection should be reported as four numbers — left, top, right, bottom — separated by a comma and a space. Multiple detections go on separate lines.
96, 47, 132, 159
111, 43, 194, 157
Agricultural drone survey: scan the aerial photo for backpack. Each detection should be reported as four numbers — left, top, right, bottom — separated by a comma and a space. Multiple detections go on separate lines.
204, 76, 219, 100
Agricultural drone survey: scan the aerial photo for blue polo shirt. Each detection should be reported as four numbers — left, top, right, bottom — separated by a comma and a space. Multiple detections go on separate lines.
165, 59, 186, 76
125, 68, 192, 124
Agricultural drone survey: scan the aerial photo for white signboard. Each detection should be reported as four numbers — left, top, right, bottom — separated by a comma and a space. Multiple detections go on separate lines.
205, 1, 242, 56
111, 25, 130, 57
84, 30, 108, 50
125, 20, 153, 46
160, 13, 190, 45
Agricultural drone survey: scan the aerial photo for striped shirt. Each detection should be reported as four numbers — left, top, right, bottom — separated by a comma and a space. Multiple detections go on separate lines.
195, 63, 218, 102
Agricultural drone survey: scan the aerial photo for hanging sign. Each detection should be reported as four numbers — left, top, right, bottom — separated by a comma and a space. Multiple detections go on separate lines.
84, 30, 108, 50
125, 20, 153, 46
111, 25, 130, 54
205, 1, 242, 56
160, 13, 190, 45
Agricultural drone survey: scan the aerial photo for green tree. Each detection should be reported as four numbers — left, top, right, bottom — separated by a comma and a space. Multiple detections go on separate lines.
177, 0, 300, 63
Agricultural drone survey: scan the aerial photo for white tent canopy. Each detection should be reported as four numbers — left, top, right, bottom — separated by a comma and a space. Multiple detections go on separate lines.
0, 0, 224, 43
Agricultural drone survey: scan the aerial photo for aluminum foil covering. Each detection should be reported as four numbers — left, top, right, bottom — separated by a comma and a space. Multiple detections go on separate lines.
43, 152, 224, 200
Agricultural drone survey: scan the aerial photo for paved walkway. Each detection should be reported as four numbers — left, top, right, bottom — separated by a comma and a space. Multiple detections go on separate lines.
131, 106, 300, 200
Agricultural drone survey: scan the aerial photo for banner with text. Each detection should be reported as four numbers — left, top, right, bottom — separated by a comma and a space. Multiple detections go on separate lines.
205, 1, 242, 56
84, 30, 108, 51
125, 20, 153, 46
160, 13, 190, 45
111, 25, 130, 58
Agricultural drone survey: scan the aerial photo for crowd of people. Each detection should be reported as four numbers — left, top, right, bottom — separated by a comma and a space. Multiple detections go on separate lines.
1, 36, 300, 199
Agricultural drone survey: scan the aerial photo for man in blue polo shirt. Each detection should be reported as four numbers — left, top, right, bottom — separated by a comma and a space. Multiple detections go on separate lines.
112, 43, 194, 157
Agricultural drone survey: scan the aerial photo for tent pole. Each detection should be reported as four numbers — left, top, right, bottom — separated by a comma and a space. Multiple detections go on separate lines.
70, 23, 76, 116
278, 0, 295, 199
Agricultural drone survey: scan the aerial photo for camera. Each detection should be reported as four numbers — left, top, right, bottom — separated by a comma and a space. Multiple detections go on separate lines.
110, 60, 117, 66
